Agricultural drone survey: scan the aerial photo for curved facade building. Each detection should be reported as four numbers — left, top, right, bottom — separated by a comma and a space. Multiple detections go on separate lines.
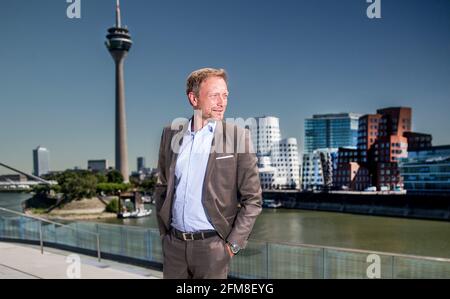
250, 117, 301, 190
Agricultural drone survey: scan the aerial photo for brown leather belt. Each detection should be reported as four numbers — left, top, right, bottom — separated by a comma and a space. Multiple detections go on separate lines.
171, 228, 218, 241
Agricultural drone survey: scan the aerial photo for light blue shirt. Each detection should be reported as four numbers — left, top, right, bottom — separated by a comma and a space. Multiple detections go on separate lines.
171, 120, 216, 233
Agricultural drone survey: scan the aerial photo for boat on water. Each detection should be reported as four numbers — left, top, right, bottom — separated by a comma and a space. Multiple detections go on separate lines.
117, 191, 152, 219
117, 211, 132, 219
118, 207, 152, 219
263, 199, 283, 209
130, 208, 152, 218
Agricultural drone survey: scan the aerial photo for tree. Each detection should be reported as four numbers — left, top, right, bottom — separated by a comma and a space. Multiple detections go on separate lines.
129, 176, 140, 187
33, 184, 58, 198
37, 169, 131, 202
95, 173, 108, 184
105, 198, 119, 213
60, 172, 98, 201
107, 170, 124, 184
97, 183, 131, 196
140, 177, 157, 193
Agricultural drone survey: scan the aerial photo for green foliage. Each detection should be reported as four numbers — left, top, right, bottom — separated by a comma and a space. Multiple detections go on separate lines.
30, 208, 47, 215
105, 198, 119, 213
60, 172, 98, 201
37, 169, 131, 203
32, 185, 50, 197
140, 177, 157, 193
95, 173, 108, 184
107, 170, 124, 184
129, 176, 140, 187
128, 176, 157, 193
32, 184, 61, 197
97, 183, 131, 195
43, 170, 98, 201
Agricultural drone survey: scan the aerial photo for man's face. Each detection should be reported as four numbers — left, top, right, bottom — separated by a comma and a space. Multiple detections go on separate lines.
189, 76, 229, 121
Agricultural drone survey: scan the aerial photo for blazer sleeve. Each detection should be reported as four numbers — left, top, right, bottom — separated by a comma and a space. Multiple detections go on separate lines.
226, 128, 262, 249
154, 127, 169, 236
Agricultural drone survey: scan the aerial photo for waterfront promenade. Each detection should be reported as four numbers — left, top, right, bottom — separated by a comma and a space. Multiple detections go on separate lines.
0, 242, 163, 279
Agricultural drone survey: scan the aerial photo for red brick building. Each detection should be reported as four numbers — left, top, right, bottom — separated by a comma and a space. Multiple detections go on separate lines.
334, 107, 429, 191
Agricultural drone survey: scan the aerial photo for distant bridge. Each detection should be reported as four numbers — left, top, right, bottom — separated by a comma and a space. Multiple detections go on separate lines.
0, 162, 56, 188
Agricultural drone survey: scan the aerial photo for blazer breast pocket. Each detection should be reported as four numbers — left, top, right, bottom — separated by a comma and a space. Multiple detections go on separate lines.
215, 155, 236, 169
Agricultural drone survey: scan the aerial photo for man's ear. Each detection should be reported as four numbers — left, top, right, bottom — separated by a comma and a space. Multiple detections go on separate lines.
188, 92, 198, 108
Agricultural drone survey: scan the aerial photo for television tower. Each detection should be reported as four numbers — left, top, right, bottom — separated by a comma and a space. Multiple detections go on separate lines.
105, 0, 132, 183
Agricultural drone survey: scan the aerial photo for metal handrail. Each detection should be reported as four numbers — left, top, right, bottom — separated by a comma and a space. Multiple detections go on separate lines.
68, 219, 450, 264
247, 238, 450, 263
0, 207, 101, 262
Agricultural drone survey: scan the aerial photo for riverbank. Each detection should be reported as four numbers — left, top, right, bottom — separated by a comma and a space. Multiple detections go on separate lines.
264, 191, 450, 221
23, 197, 117, 221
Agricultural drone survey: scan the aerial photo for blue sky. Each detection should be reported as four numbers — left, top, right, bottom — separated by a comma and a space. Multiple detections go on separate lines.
1, 0, 450, 174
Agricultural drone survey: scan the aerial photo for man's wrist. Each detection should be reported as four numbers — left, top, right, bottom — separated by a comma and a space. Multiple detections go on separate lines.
226, 242, 241, 255
225, 243, 234, 257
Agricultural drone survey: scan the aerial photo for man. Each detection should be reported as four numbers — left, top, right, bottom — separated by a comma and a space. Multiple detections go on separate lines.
154, 68, 262, 279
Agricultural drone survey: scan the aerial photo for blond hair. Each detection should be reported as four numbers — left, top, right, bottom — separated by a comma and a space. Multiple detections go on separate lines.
186, 68, 228, 97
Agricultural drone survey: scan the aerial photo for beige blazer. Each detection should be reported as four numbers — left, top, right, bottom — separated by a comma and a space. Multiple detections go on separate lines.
154, 119, 262, 249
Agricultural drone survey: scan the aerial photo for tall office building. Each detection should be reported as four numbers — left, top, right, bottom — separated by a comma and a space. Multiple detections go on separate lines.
33, 146, 50, 177
105, 0, 132, 183
137, 157, 146, 172
304, 113, 361, 154
88, 160, 109, 172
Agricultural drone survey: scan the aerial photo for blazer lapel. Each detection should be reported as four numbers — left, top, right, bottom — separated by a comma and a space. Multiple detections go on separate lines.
166, 119, 190, 204
202, 121, 227, 201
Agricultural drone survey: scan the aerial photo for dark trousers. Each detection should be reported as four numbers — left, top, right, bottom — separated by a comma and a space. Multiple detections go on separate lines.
162, 230, 232, 279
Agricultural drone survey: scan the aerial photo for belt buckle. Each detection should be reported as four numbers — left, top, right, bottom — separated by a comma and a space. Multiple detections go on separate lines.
182, 232, 194, 241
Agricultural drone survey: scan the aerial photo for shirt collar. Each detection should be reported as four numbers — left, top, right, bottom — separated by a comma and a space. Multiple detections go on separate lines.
186, 119, 217, 136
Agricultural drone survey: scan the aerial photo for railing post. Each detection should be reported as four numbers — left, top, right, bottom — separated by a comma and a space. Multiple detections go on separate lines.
322, 248, 326, 279
75, 222, 79, 248
0, 217, 3, 239
391, 256, 395, 279
19, 217, 24, 240
54, 223, 58, 245
147, 229, 152, 261
266, 242, 270, 279
97, 234, 101, 263
120, 226, 125, 256
39, 221, 44, 255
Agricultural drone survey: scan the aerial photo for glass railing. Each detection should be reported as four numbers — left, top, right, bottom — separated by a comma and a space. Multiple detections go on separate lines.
0, 208, 101, 262
1, 209, 449, 279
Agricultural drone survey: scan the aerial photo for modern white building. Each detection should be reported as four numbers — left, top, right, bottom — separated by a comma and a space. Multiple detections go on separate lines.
258, 157, 277, 190
249, 116, 301, 190
252, 116, 282, 157
271, 138, 301, 189
302, 148, 338, 191
33, 146, 50, 177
